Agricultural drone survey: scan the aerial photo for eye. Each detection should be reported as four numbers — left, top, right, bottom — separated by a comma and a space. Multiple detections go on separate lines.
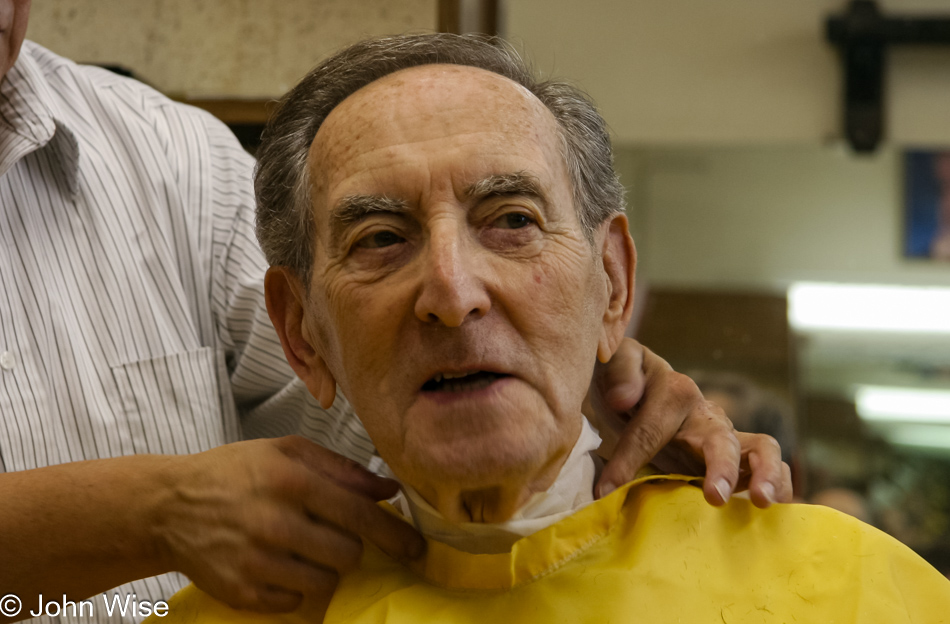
355, 230, 404, 249
494, 212, 535, 230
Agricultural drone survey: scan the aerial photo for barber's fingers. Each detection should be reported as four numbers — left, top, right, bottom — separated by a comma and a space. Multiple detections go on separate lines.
297, 466, 426, 564
596, 413, 671, 498
277, 436, 401, 501
263, 437, 425, 564
227, 551, 339, 614
261, 507, 365, 574
236, 585, 303, 615
249, 540, 350, 622
193, 549, 313, 614
596, 364, 705, 498
638, 397, 742, 506
252, 556, 337, 609
683, 401, 742, 506
737, 432, 792, 508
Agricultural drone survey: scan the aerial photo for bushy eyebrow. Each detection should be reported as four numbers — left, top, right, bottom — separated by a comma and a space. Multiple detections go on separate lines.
331, 195, 410, 224
327, 172, 543, 242
464, 172, 544, 202
329, 195, 409, 241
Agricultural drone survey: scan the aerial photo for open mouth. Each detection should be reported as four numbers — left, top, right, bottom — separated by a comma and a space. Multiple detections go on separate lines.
421, 371, 510, 393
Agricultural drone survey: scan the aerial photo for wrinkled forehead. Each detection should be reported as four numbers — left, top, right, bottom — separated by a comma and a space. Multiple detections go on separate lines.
307, 64, 564, 196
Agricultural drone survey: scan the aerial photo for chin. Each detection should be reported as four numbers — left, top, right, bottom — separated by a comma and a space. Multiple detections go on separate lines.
417, 435, 550, 485
362, 378, 581, 501
389, 410, 575, 507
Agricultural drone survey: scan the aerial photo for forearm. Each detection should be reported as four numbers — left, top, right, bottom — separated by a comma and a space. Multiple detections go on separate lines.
0, 455, 178, 619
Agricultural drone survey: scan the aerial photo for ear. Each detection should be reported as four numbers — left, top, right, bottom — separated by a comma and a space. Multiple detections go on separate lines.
264, 266, 338, 409
596, 214, 637, 364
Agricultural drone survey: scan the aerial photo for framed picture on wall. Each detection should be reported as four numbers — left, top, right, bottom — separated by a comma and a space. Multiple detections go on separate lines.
904, 150, 950, 261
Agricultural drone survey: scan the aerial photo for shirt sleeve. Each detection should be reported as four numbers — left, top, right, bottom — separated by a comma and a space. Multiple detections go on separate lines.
199, 112, 376, 466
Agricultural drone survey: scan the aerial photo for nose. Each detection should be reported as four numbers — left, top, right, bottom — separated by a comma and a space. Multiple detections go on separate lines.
414, 221, 491, 327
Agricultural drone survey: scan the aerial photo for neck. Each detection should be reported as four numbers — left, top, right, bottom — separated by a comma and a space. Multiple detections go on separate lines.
413, 454, 569, 524
396, 419, 603, 553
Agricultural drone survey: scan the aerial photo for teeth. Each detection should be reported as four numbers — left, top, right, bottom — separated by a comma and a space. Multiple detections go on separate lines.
444, 371, 477, 380
423, 371, 507, 393
433, 371, 478, 383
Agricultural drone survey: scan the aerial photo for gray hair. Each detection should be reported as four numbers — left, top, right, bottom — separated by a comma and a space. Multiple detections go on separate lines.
255, 33, 625, 281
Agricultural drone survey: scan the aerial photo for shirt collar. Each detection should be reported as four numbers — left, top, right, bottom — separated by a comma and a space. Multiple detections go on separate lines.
0, 41, 80, 193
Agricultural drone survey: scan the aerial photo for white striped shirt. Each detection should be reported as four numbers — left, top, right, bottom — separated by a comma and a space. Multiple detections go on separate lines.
0, 41, 374, 623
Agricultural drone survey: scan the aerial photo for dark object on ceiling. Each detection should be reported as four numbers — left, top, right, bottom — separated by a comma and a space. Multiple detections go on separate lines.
827, 0, 950, 153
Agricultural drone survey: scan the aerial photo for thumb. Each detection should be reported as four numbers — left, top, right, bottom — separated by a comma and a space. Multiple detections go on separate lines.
595, 339, 647, 413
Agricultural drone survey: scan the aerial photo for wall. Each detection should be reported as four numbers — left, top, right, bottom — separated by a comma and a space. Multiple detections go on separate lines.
507, 0, 950, 146
25, 0, 436, 98
617, 145, 950, 290
26, 1, 950, 292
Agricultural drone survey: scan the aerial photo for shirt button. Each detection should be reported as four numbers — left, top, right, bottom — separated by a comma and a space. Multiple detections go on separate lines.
0, 351, 15, 371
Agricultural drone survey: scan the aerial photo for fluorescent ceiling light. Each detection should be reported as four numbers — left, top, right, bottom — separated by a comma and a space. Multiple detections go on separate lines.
855, 385, 950, 424
788, 282, 950, 333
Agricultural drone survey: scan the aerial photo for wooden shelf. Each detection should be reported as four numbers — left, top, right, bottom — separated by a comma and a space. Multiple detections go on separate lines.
178, 98, 275, 125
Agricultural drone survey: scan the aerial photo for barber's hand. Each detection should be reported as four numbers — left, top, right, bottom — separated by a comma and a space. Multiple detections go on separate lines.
156, 436, 424, 614
587, 339, 793, 507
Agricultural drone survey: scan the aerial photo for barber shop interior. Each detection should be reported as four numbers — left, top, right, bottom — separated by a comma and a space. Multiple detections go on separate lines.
7, 0, 950, 621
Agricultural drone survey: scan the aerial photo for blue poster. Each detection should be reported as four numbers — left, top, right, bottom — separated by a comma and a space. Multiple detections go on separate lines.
905, 150, 950, 260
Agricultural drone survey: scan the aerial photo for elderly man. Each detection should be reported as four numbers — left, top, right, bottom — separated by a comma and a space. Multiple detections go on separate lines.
153, 33, 950, 623
0, 3, 795, 621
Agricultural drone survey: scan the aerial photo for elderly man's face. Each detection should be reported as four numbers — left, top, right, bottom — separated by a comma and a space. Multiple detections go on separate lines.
269, 65, 633, 520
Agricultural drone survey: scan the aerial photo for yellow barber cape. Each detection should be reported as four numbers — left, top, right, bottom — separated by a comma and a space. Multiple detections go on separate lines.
153, 476, 950, 623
